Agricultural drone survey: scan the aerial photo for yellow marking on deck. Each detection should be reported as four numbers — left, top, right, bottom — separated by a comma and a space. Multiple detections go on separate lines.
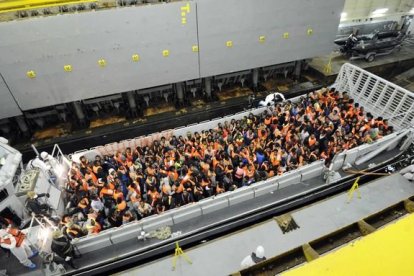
347, 176, 361, 203
283, 214, 414, 276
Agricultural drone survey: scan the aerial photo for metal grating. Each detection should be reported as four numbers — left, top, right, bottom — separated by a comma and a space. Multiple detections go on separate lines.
334, 63, 414, 131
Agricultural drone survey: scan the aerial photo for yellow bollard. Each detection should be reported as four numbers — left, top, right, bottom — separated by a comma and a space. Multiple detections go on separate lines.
172, 241, 192, 271
324, 53, 333, 74
347, 177, 361, 203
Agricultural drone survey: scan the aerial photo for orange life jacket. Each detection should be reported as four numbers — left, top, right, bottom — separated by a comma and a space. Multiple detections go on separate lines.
8, 227, 26, 247
100, 187, 114, 198
117, 200, 127, 211
176, 183, 184, 194
113, 191, 124, 201
308, 137, 316, 146
78, 198, 89, 209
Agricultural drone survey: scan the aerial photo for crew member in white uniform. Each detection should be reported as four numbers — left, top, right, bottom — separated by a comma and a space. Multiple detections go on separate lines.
240, 245, 266, 269
258, 92, 285, 107
0, 228, 36, 269
28, 152, 52, 174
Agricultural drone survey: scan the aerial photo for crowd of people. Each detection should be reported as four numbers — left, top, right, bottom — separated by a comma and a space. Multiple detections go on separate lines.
59, 87, 393, 239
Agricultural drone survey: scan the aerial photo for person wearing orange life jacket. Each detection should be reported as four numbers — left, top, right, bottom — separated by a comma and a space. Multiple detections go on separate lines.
116, 197, 127, 212
65, 221, 86, 240
79, 155, 89, 175
99, 182, 114, 199
320, 150, 329, 161
245, 164, 256, 183
147, 186, 160, 207
87, 218, 102, 235
84, 167, 98, 184
92, 160, 103, 175
95, 178, 105, 190
114, 152, 126, 167
264, 115, 272, 126
269, 151, 279, 167
113, 186, 124, 201
216, 183, 225, 194
306, 134, 317, 149
77, 197, 90, 215
359, 121, 371, 136
99, 182, 115, 210
83, 212, 102, 235
125, 147, 133, 162
168, 167, 179, 182
0, 227, 37, 269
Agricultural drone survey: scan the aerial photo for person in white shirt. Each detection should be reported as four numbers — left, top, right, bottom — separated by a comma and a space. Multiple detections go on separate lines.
28, 152, 51, 173
240, 245, 266, 269
90, 195, 104, 213
0, 228, 36, 269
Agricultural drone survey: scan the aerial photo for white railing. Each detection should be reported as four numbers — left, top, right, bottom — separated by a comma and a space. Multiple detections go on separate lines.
334, 63, 414, 131
51, 144, 71, 169
70, 106, 268, 163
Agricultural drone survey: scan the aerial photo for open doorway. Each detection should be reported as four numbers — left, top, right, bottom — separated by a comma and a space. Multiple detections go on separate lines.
0, 206, 22, 227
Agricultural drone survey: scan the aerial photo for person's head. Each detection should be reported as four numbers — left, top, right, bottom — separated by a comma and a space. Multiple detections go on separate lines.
52, 230, 63, 240
80, 155, 86, 164
40, 152, 49, 161
62, 214, 72, 224
27, 191, 37, 199
109, 168, 116, 175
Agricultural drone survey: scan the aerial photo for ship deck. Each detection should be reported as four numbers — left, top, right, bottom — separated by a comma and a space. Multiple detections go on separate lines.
284, 213, 414, 276
0, 146, 405, 275
309, 37, 414, 79
116, 173, 414, 276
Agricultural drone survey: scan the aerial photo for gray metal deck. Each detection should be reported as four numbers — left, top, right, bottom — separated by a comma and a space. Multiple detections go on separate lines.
309, 41, 414, 77
117, 173, 414, 276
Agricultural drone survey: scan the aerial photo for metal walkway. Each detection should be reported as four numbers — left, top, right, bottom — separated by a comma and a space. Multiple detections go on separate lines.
116, 173, 414, 276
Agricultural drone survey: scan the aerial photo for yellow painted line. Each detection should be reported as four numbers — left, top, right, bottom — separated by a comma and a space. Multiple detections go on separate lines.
0, 0, 97, 13
283, 214, 414, 276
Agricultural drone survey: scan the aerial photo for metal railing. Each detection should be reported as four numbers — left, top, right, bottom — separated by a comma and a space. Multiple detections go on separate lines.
0, 0, 180, 21
0, 0, 97, 14
334, 63, 414, 131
